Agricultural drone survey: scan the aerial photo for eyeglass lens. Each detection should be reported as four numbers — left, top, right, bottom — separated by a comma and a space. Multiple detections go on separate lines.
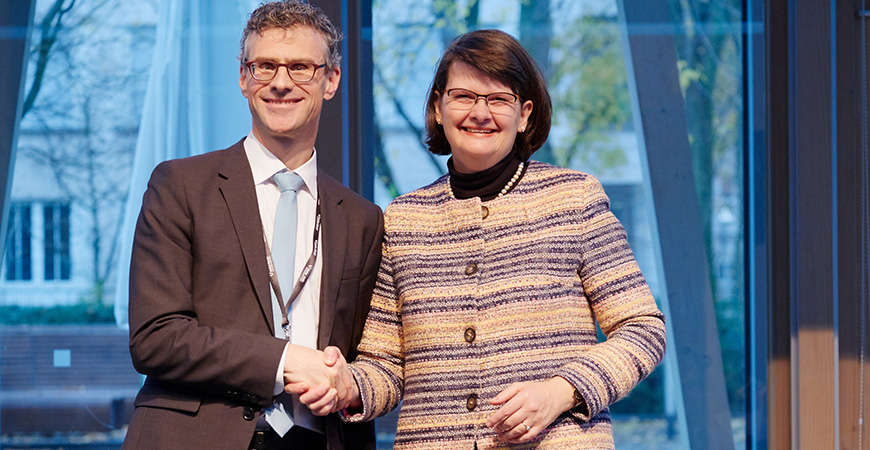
446, 89, 518, 114
249, 61, 322, 82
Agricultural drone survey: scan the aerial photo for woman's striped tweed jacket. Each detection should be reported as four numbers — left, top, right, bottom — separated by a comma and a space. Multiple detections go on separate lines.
345, 161, 667, 449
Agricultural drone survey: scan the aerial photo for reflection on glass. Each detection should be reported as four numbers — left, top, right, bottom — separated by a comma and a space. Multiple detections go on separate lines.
0, 0, 751, 447
1, 0, 157, 447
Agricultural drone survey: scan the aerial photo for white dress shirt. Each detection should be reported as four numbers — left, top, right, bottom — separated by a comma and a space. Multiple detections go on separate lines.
244, 132, 324, 432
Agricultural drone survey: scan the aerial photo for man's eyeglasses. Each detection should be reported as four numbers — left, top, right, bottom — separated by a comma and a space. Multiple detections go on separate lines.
444, 88, 520, 115
244, 60, 327, 83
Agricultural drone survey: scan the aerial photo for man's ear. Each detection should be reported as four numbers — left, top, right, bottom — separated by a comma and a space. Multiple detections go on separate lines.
322, 66, 341, 100
239, 63, 249, 98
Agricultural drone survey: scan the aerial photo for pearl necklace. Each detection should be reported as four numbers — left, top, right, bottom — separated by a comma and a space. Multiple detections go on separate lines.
446, 161, 525, 200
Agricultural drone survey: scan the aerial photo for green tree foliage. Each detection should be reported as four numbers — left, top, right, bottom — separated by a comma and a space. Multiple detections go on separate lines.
550, 13, 630, 170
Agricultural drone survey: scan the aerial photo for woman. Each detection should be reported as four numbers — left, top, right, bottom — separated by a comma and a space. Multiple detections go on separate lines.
335, 29, 666, 449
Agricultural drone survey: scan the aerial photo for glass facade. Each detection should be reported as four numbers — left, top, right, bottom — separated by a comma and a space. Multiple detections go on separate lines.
370, 0, 750, 447
1, 1, 156, 446
0, 0, 763, 448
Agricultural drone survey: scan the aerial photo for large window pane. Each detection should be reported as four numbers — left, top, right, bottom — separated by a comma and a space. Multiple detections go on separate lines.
669, 1, 747, 435
1, 0, 157, 447
371, 0, 752, 448
0, 0, 760, 447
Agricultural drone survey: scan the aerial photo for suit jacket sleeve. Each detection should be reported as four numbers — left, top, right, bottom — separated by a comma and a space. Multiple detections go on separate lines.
347, 204, 384, 362
128, 159, 286, 408
313, 172, 384, 360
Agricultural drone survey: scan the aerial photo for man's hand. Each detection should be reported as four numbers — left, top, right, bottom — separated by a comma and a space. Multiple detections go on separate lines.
282, 345, 360, 416
281, 345, 336, 400
285, 346, 361, 415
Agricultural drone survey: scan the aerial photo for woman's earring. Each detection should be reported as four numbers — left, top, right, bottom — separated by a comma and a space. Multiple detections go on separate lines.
520, 126, 526, 133
436, 119, 442, 125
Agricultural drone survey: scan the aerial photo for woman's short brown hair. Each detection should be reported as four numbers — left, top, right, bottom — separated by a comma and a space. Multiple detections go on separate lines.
424, 29, 552, 160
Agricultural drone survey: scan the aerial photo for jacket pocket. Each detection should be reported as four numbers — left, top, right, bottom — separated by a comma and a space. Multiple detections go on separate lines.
133, 378, 202, 414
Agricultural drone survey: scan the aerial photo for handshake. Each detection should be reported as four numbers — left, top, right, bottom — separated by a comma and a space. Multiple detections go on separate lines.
281, 345, 361, 416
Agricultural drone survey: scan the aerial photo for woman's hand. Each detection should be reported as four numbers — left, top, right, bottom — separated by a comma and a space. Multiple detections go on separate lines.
486, 377, 577, 444
288, 346, 361, 416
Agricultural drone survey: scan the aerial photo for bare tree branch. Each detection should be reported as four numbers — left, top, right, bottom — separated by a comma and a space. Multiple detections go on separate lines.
22, 0, 77, 116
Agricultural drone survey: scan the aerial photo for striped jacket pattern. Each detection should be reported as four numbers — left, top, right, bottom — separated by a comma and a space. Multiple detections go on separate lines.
345, 161, 667, 449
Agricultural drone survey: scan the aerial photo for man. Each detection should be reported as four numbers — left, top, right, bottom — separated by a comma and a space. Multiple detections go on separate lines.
122, 2, 381, 449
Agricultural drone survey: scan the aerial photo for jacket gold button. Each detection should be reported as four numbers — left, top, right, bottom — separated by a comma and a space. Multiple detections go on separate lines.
465, 263, 477, 276
481, 206, 489, 219
466, 394, 478, 411
464, 327, 476, 343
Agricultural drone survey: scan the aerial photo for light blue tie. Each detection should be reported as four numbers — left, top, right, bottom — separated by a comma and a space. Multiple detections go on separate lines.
265, 170, 303, 436
272, 170, 304, 330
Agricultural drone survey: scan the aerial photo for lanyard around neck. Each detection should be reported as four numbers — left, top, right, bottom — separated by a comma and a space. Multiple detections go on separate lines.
263, 196, 322, 340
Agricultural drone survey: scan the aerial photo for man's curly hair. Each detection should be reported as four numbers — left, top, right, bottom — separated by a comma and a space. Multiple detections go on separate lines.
239, 1, 343, 70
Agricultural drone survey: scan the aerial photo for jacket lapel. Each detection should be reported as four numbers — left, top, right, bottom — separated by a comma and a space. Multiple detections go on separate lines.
217, 141, 274, 332
317, 172, 348, 348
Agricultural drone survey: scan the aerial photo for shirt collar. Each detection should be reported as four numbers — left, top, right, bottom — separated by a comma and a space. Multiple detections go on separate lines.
244, 132, 319, 199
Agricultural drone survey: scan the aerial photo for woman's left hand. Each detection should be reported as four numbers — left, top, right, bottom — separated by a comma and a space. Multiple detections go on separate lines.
486, 377, 577, 444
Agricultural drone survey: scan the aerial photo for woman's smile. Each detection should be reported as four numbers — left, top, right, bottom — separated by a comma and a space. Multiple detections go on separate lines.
434, 61, 532, 173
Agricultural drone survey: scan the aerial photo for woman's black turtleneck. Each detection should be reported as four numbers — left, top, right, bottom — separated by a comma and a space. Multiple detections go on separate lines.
447, 150, 526, 201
